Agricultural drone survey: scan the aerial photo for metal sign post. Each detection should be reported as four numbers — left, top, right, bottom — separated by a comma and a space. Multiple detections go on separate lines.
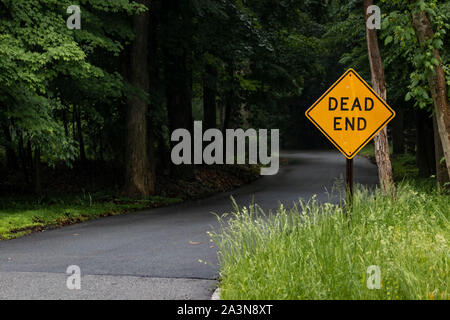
346, 158, 354, 213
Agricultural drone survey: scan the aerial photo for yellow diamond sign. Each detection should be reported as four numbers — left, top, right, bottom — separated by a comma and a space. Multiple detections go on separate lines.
305, 69, 395, 159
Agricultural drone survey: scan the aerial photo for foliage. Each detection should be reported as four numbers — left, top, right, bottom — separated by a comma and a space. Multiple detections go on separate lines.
0, 0, 140, 164
1, 0, 449, 195
212, 182, 449, 299
380, 0, 450, 110
0, 192, 182, 240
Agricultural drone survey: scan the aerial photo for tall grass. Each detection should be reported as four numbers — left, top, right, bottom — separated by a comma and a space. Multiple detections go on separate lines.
211, 182, 449, 300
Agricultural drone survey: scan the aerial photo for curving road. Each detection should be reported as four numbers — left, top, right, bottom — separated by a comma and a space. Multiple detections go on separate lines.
0, 151, 378, 299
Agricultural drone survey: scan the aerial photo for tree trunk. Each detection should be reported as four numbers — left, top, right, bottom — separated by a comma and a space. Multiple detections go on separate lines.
411, 5, 450, 179
2, 123, 18, 170
433, 115, 450, 190
26, 140, 33, 176
164, 49, 195, 179
72, 106, 76, 143
147, 0, 164, 177
219, 100, 225, 129
203, 63, 217, 129
62, 108, 69, 137
415, 109, 435, 177
17, 133, 29, 183
392, 107, 405, 154
124, 0, 155, 196
223, 64, 240, 131
33, 147, 42, 195
162, 0, 194, 180
75, 105, 86, 162
364, 0, 395, 194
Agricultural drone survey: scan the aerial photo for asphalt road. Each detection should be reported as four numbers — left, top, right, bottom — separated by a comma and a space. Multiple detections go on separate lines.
0, 151, 378, 300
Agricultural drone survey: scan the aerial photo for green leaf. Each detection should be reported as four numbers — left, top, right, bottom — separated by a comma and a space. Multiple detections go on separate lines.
384, 36, 393, 45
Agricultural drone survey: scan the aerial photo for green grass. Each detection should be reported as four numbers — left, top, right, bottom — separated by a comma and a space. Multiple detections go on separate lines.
391, 153, 419, 181
358, 142, 377, 158
0, 193, 181, 240
211, 181, 449, 300
359, 143, 419, 181
0, 164, 260, 241
359, 142, 396, 159
358, 142, 394, 158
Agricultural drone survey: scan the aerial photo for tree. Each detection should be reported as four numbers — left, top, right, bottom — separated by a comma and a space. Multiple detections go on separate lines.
0, 0, 142, 193
410, 0, 450, 181
378, 0, 450, 187
433, 116, 450, 187
124, 0, 155, 196
364, 0, 395, 194
203, 61, 218, 130
160, 0, 202, 180
415, 109, 435, 177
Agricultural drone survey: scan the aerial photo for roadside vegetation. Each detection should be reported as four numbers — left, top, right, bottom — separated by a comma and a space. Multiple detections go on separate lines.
212, 178, 449, 300
0, 194, 182, 240
213, 143, 449, 300
361, 143, 419, 181
0, 164, 259, 240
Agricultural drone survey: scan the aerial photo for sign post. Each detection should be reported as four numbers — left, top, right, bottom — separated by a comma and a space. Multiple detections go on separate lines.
346, 158, 353, 212
305, 69, 395, 211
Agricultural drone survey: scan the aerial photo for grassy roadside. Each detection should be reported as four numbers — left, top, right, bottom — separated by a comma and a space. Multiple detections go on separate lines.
359, 142, 418, 181
0, 193, 182, 240
212, 182, 449, 299
211, 149, 449, 300
0, 164, 260, 241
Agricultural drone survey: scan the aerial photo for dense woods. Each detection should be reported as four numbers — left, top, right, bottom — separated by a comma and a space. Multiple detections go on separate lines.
1, 0, 449, 197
